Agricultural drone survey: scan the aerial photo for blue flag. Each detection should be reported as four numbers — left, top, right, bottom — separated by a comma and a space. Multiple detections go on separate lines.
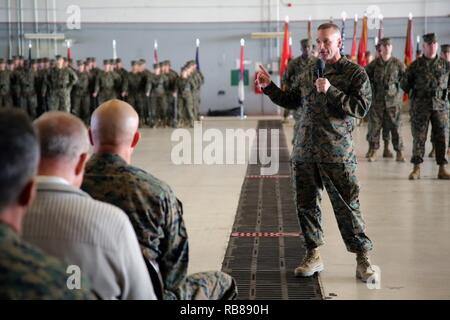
195, 46, 200, 71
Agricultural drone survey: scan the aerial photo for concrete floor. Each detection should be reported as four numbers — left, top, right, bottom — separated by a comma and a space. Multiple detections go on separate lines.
132, 116, 450, 300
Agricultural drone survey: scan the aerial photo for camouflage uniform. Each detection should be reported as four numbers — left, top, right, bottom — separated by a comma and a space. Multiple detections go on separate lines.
176, 75, 195, 127
151, 73, 168, 127
0, 224, 95, 300
365, 55, 406, 151
401, 55, 450, 165
72, 69, 91, 125
283, 54, 318, 145
43, 67, 78, 112
263, 56, 373, 253
94, 70, 121, 106
11, 65, 23, 108
166, 68, 179, 127
0, 66, 13, 108
18, 67, 39, 119
81, 153, 237, 300
124, 70, 149, 126
190, 70, 204, 121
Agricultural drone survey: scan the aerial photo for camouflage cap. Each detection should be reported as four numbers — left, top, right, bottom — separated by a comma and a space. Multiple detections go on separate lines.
131, 60, 137, 66
30, 59, 37, 65
300, 38, 312, 48
158, 62, 164, 68
42, 57, 49, 63
85, 57, 92, 63
108, 59, 115, 65
153, 63, 160, 69
18, 55, 24, 60
37, 58, 42, 63
76, 60, 83, 66
55, 55, 63, 60
379, 37, 392, 46
103, 59, 110, 65
423, 33, 437, 44
139, 59, 146, 64
12, 55, 18, 60
91, 57, 97, 62
7, 59, 13, 64
0, 58, 5, 64
115, 58, 122, 63
441, 44, 450, 53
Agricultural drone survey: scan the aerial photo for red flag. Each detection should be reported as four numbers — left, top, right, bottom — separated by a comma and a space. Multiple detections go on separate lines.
351, 15, 358, 62
357, 15, 368, 67
153, 40, 159, 64
280, 18, 290, 79
404, 14, 414, 66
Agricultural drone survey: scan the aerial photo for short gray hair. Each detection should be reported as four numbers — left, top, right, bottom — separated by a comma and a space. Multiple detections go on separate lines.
34, 112, 89, 161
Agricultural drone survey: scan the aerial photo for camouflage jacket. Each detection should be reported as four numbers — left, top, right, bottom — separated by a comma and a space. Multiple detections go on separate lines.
43, 67, 78, 96
18, 69, 39, 96
176, 77, 194, 98
166, 69, 179, 94
283, 55, 318, 89
125, 72, 146, 96
152, 74, 168, 96
72, 71, 90, 96
94, 71, 121, 94
263, 56, 372, 163
0, 70, 12, 96
401, 55, 450, 110
81, 153, 189, 291
0, 223, 95, 300
189, 70, 204, 92
366, 56, 406, 108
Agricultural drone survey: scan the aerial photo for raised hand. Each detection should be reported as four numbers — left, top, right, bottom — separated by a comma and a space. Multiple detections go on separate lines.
255, 65, 272, 89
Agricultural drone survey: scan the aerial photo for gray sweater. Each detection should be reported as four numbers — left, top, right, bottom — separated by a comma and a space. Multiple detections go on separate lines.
23, 177, 156, 300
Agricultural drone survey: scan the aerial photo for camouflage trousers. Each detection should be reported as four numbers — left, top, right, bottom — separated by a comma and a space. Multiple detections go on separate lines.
192, 91, 201, 121
72, 93, 91, 125
127, 94, 146, 126
164, 271, 237, 300
152, 94, 168, 127
291, 161, 373, 253
20, 94, 37, 119
367, 104, 403, 151
410, 106, 449, 165
166, 94, 177, 127
0, 94, 13, 108
97, 91, 117, 106
178, 95, 194, 127
48, 91, 71, 112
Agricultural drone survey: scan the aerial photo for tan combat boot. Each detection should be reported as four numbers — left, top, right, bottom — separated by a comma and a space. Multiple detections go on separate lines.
395, 151, 406, 162
438, 165, 450, 180
408, 165, 421, 180
367, 149, 377, 162
294, 248, 324, 277
356, 252, 376, 282
383, 144, 393, 158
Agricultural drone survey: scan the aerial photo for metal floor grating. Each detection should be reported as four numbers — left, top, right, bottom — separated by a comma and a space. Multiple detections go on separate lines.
221, 120, 323, 300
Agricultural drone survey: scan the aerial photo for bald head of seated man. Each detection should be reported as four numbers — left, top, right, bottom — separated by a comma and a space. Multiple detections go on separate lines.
82, 99, 237, 300
23, 111, 156, 300
89, 99, 140, 164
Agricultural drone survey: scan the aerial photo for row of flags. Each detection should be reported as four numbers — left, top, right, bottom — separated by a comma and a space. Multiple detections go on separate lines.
279, 13, 418, 79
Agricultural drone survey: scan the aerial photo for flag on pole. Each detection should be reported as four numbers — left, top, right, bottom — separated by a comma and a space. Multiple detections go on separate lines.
289, 36, 294, 60
280, 16, 290, 79
307, 16, 312, 41
67, 40, 72, 61
154, 40, 159, 64
238, 38, 245, 105
351, 15, 358, 62
195, 38, 200, 71
357, 14, 368, 67
378, 15, 384, 40
341, 12, 347, 55
28, 41, 32, 62
404, 13, 414, 66
112, 40, 117, 60
416, 35, 420, 59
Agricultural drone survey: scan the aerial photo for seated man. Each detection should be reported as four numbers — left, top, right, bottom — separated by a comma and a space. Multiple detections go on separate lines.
23, 112, 156, 300
0, 108, 94, 300
82, 99, 237, 300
